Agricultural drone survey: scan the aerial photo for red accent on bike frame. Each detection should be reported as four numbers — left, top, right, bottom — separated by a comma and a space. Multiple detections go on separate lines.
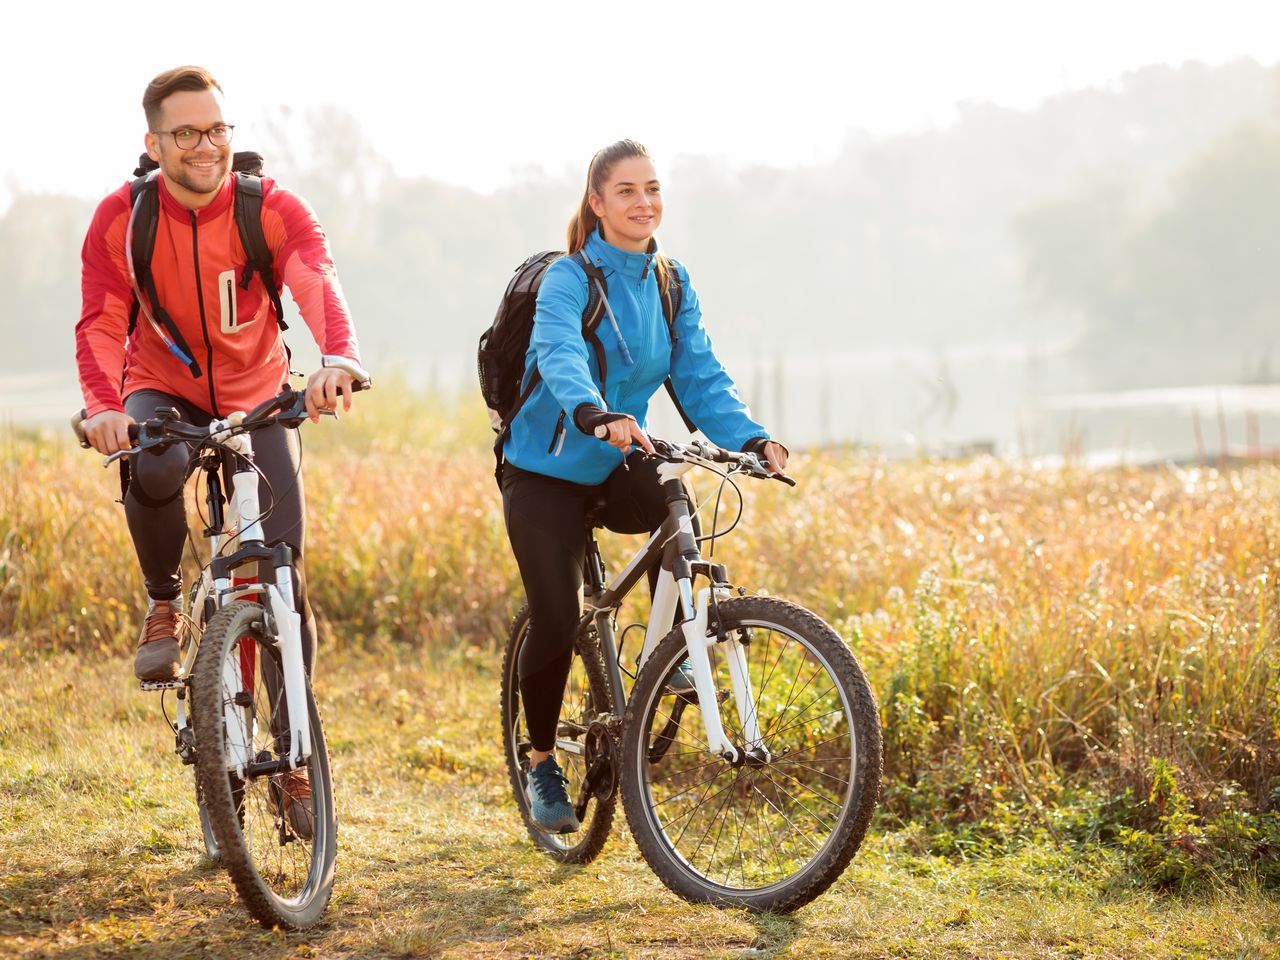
234, 574, 260, 689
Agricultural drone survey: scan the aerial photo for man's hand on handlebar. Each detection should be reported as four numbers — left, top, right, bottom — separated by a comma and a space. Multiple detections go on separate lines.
82, 410, 136, 456
304, 367, 355, 424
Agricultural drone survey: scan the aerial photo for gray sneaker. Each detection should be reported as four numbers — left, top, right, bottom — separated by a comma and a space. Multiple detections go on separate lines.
526, 756, 580, 834
664, 659, 697, 695
134, 599, 181, 681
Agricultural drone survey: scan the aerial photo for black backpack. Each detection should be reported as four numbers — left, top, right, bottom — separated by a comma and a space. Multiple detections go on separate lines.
478, 249, 696, 477
126, 151, 287, 379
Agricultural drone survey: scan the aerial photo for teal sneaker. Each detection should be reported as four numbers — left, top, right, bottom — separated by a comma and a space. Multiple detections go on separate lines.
664, 659, 697, 695
526, 756, 580, 834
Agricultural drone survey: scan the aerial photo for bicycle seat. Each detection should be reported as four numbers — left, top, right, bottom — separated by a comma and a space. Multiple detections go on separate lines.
584, 494, 608, 531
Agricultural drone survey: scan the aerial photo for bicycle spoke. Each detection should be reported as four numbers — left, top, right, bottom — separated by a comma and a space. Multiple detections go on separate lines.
652, 705, 712, 754
668, 770, 740, 848
650, 755, 728, 785
763, 683, 840, 740
757, 770, 838, 834
772, 757, 851, 789
654, 764, 736, 810
765, 707, 847, 745
684, 771, 741, 868
762, 664, 825, 743
766, 764, 846, 811
749, 780, 824, 855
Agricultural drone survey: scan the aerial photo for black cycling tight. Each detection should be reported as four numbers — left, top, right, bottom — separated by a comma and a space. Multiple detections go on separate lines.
501, 453, 673, 751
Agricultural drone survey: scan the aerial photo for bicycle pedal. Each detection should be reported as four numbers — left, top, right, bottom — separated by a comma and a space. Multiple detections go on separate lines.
139, 678, 186, 692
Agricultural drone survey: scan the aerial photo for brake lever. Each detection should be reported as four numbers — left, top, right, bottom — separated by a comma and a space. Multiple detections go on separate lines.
103, 446, 141, 467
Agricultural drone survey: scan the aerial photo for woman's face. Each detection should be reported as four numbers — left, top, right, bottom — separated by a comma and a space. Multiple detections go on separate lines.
588, 156, 663, 253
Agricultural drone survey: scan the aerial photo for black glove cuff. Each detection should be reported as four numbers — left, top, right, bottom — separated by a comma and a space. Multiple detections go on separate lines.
574, 403, 630, 436
741, 437, 790, 459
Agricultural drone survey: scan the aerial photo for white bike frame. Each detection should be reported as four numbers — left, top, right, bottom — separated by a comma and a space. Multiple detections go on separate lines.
200, 413, 312, 777
584, 452, 768, 764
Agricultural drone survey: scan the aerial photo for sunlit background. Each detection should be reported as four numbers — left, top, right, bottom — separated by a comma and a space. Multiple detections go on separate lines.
6, 0, 1280, 462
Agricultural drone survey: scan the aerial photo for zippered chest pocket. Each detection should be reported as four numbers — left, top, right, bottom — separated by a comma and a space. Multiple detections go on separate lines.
217, 269, 264, 335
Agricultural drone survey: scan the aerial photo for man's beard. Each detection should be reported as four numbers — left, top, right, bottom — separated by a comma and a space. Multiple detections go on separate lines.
168, 155, 230, 196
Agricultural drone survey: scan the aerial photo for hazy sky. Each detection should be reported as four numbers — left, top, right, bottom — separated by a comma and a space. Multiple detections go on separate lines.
6, 0, 1279, 201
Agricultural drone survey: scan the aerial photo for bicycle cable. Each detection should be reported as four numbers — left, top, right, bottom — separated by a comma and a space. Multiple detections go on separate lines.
691, 464, 745, 559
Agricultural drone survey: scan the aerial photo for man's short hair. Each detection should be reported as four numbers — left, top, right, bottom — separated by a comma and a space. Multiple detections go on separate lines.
143, 66, 224, 130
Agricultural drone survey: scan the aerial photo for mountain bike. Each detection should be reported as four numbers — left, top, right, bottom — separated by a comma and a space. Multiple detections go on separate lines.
73, 359, 370, 930
500, 437, 882, 913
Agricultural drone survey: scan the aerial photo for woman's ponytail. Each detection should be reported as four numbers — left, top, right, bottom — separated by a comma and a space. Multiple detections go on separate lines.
565, 139, 656, 261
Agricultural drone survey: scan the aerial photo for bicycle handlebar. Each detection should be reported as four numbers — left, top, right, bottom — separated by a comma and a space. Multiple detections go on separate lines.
72, 358, 373, 460
592, 425, 796, 486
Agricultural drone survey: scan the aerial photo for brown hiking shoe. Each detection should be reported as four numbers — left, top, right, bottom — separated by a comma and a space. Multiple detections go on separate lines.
134, 599, 181, 681
273, 769, 315, 840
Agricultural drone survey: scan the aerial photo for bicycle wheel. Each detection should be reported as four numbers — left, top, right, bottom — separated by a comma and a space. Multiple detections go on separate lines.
183, 575, 222, 864
619, 596, 881, 912
500, 605, 617, 863
192, 599, 336, 930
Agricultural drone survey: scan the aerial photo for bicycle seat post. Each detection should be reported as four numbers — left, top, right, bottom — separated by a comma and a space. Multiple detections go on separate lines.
583, 495, 608, 599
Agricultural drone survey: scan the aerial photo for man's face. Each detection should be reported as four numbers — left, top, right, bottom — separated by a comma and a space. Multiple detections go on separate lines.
144, 88, 231, 200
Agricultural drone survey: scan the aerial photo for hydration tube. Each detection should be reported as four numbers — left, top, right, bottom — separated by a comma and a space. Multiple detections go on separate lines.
124, 175, 197, 369
592, 277, 635, 368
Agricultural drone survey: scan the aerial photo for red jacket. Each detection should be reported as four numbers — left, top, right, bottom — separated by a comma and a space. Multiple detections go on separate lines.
77, 173, 361, 418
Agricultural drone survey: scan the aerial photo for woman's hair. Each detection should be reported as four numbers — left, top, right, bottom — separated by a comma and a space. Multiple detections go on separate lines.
566, 139, 672, 294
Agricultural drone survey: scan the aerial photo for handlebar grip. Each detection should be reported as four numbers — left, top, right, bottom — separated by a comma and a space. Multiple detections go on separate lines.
594, 424, 609, 439
127, 423, 141, 443
71, 409, 89, 448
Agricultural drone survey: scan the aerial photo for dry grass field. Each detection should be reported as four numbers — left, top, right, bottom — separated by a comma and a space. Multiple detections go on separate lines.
2, 392, 1278, 957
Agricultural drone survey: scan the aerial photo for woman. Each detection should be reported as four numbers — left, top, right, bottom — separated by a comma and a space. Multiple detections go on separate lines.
501, 139, 788, 833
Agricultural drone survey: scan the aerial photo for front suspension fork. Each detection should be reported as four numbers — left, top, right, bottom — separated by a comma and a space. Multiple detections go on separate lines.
678, 581, 769, 764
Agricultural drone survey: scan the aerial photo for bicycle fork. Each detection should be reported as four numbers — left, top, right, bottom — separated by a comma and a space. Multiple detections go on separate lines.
210, 434, 313, 778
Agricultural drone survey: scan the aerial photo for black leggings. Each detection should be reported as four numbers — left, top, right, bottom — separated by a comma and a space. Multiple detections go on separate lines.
502, 454, 673, 751
122, 389, 316, 673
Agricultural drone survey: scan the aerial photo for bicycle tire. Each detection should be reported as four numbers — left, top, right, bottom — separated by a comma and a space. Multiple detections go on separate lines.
500, 604, 617, 863
619, 596, 881, 913
184, 575, 222, 864
192, 600, 336, 930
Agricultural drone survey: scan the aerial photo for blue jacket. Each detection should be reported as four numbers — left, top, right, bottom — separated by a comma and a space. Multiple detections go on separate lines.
504, 228, 769, 484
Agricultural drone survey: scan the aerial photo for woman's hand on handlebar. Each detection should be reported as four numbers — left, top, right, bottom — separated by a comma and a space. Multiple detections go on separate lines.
82, 410, 136, 456
594, 415, 656, 455
761, 440, 789, 477
304, 367, 355, 423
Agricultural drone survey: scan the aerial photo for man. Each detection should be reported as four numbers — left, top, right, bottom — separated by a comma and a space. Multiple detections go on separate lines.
75, 65, 363, 692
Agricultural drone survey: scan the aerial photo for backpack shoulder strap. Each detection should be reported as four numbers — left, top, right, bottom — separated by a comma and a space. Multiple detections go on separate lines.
658, 255, 684, 343
573, 250, 609, 388
658, 256, 697, 433
126, 174, 160, 338
232, 173, 288, 332
126, 172, 202, 377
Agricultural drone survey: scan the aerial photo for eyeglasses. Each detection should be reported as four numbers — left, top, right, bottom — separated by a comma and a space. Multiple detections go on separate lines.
152, 123, 235, 149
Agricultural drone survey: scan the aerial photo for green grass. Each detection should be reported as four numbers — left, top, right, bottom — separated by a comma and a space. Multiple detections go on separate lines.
2, 647, 1277, 960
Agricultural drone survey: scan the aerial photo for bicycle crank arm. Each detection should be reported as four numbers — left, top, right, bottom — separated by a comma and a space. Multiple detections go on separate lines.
243, 756, 297, 780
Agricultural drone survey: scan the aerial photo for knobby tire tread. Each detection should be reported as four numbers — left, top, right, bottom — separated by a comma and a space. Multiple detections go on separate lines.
619, 596, 882, 913
192, 600, 336, 930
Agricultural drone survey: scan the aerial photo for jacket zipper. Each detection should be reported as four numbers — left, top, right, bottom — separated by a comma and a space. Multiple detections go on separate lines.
190, 212, 218, 415
546, 410, 566, 454
225, 276, 235, 331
